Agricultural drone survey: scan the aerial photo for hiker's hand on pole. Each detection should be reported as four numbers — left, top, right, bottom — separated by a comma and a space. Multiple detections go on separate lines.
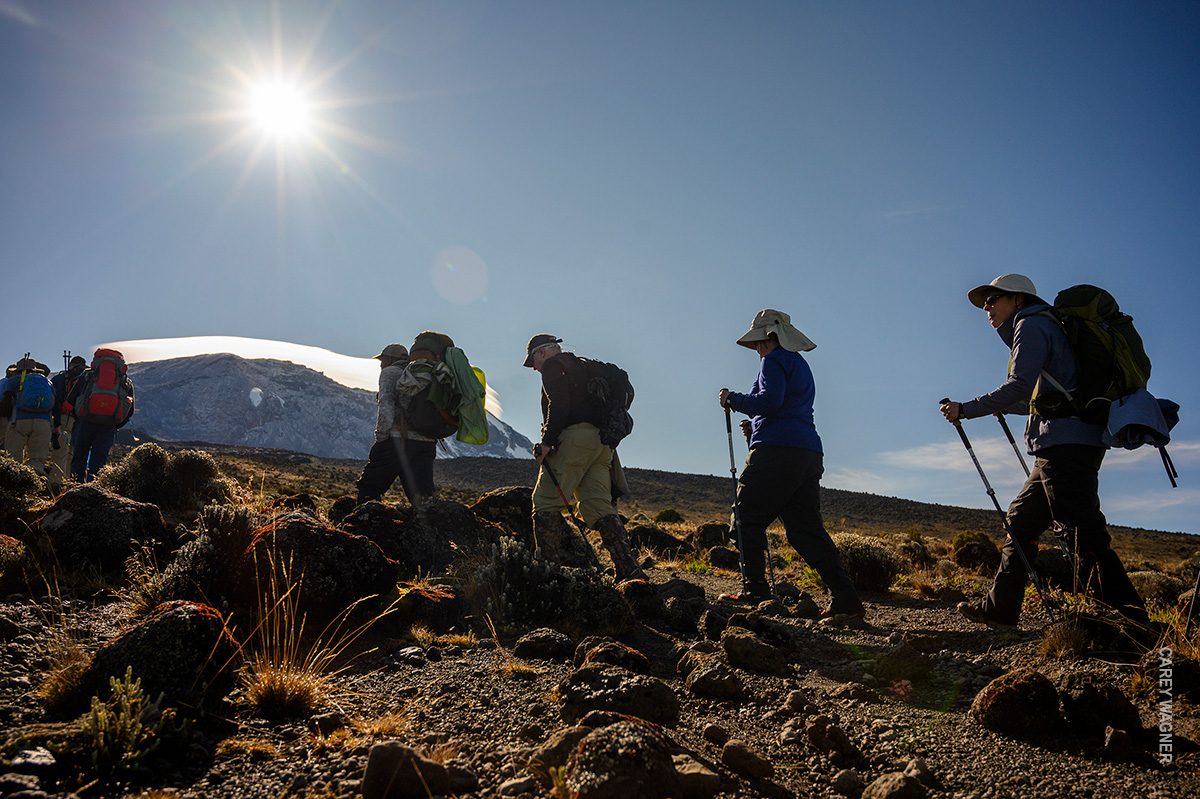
534, 443, 553, 465
740, 419, 752, 444
718, 388, 731, 409
939, 398, 963, 424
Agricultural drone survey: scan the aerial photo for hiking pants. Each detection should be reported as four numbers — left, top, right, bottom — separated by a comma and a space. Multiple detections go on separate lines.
356, 434, 436, 505
5, 418, 52, 474
70, 420, 117, 483
48, 415, 74, 485
983, 443, 1147, 624
532, 423, 617, 527
732, 445, 856, 597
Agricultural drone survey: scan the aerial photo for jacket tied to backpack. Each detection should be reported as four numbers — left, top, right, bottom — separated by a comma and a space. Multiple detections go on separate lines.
395, 347, 489, 445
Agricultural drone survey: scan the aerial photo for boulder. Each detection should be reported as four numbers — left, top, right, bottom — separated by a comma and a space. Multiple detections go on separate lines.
1128, 571, 1187, 607
720, 627, 789, 675
684, 656, 743, 701
664, 596, 705, 633
566, 720, 680, 799
862, 772, 926, 799
970, 668, 1061, 737
38, 485, 167, 575
514, 627, 575, 661
580, 641, 652, 675
1059, 672, 1140, 738
707, 546, 742, 571
720, 739, 773, 779
559, 665, 680, 726
527, 724, 594, 786
690, 522, 730, 551
619, 579, 666, 618
85, 600, 239, 710
471, 486, 533, 549
344, 499, 502, 578
361, 742, 449, 799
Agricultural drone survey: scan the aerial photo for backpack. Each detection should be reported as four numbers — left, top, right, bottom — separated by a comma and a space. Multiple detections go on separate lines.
1032, 285, 1151, 425
76, 349, 134, 426
576, 358, 634, 447
15, 371, 54, 413
395, 332, 461, 439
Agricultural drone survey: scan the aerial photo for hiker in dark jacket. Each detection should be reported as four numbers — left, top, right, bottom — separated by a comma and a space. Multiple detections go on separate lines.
354, 341, 437, 506
49, 355, 87, 487
525, 334, 645, 581
65, 354, 135, 483
718, 310, 864, 616
942, 273, 1147, 628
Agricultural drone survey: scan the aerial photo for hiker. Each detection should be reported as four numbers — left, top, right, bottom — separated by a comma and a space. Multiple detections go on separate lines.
65, 349, 135, 483
524, 334, 646, 581
355, 341, 437, 506
1, 357, 55, 476
718, 310, 865, 615
49, 355, 88, 487
941, 273, 1148, 628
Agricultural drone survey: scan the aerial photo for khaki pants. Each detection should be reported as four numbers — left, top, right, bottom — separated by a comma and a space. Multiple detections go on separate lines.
5, 417, 52, 474
532, 423, 617, 527
48, 415, 74, 485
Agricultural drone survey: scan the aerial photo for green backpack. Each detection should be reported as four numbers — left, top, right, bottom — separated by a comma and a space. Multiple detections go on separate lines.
1032, 285, 1151, 424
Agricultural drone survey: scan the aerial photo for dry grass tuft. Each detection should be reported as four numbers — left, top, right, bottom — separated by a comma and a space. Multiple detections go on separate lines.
355, 709, 411, 738
214, 736, 281, 761
1040, 619, 1089, 659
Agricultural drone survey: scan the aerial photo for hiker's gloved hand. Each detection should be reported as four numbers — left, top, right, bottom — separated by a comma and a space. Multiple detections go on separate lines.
534, 443, 555, 464
718, 388, 731, 409
740, 419, 752, 444
940, 400, 963, 424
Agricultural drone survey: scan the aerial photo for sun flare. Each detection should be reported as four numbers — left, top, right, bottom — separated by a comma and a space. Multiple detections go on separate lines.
248, 80, 312, 139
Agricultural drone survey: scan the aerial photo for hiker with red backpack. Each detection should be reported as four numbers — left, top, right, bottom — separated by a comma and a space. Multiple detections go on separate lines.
524, 334, 646, 581
941, 274, 1148, 629
64, 349, 135, 483
49, 355, 88, 488
1, 356, 56, 476
717, 310, 864, 617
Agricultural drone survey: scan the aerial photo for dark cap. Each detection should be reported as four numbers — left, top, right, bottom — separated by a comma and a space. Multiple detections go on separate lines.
373, 343, 409, 361
69, 356, 86, 367
523, 334, 562, 367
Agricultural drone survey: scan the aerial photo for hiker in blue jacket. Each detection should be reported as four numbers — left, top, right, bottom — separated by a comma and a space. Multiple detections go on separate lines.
942, 273, 1147, 628
718, 310, 864, 616
1, 357, 55, 476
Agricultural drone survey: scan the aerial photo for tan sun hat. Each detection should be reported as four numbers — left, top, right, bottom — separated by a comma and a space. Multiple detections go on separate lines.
967, 274, 1048, 309
736, 309, 816, 353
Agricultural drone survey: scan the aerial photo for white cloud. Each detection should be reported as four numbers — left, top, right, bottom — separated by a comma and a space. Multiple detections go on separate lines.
1105, 440, 1200, 468
823, 466, 898, 494
876, 436, 1026, 473
1103, 487, 1200, 515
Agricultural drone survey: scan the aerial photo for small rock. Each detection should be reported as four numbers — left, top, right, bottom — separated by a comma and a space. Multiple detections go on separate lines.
1102, 726, 1136, 762
833, 768, 865, 797
702, 724, 729, 746
903, 758, 939, 789
784, 688, 811, 711
361, 742, 449, 799
673, 754, 721, 799
513, 627, 574, 661
9, 748, 56, 775
721, 739, 774, 779
862, 771, 927, 799
499, 775, 541, 795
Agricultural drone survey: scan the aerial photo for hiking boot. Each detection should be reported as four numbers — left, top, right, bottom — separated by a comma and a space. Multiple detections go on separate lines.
533, 511, 599, 569
820, 595, 866, 619
719, 582, 772, 604
594, 514, 648, 581
957, 601, 1018, 631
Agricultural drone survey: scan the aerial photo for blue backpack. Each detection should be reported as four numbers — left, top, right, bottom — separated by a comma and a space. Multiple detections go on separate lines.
16, 372, 54, 414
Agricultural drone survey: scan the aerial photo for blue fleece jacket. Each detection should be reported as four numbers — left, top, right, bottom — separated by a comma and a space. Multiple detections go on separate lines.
727, 348, 822, 454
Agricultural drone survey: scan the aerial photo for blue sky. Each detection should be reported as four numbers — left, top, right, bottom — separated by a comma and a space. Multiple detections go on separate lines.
3, 1, 1197, 534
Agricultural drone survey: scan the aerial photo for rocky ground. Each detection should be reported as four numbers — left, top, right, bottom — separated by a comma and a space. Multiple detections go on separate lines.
0, 447, 1197, 799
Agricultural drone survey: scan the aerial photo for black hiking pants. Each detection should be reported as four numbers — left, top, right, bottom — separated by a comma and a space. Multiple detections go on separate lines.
731, 445, 858, 601
984, 443, 1147, 625
355, 435, 436, 506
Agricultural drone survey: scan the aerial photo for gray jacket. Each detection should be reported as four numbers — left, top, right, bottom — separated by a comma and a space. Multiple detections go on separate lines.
960, 303, 1104, 453
374, 362, 435, 443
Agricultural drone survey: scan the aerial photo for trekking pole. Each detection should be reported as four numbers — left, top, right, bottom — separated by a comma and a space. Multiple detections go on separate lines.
994, 413, 1078, 583
1160, 446, 1178, 489
63, 351, 69, 373
725, 405, 748, 592
941, 400, 1058, 623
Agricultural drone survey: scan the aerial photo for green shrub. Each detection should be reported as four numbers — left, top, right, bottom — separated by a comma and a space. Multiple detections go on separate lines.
951, 530, 997, 552
0, 457, 43, 534
652, 508, 683, 523
83, 667, 191, 776
95, 444, 236, 519
832, 532, 903, 593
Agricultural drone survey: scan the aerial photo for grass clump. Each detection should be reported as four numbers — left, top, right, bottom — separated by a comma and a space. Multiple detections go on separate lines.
82, 667, 191, 776
832, 532, 904, 593
951, 530, 997, 552
652, 507, 684, 523
95, 444, 237, 520
0, 457, 43, 536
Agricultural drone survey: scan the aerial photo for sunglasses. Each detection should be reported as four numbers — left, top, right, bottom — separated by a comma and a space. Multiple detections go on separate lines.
983, 293, 1012, 307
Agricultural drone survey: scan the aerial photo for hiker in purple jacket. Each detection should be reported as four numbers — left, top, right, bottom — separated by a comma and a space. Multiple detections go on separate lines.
942, 273, 1147, 629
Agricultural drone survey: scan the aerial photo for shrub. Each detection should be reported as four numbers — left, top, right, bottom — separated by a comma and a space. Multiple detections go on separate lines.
158, 504, 258, 608
652, 508, 684, 523
1128, 571, 1188, 608
0, 457, 43, 535
82, 667, 191, 776
951, 530, 997, 552
95, 444, 235, 520
832, 533, 903, 593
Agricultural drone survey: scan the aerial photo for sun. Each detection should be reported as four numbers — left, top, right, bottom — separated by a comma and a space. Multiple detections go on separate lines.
247, 80, 312, 140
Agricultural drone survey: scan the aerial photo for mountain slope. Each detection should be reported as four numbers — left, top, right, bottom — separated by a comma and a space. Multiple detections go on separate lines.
126, 354, 533, 460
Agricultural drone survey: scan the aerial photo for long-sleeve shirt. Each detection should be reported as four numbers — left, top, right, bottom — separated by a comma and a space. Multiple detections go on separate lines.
539, 352, 593, 449
726, 348, 822, 454
960, 303, 1104, 453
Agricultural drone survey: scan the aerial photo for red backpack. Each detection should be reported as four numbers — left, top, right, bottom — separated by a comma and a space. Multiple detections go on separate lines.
76, 349, 134, 426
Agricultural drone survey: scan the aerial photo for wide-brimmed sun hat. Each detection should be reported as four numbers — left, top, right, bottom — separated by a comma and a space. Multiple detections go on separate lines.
736, 309, 816, 353
373, 343, 409, 361
967, 274, 1048, 309
523, 334, 562, 367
